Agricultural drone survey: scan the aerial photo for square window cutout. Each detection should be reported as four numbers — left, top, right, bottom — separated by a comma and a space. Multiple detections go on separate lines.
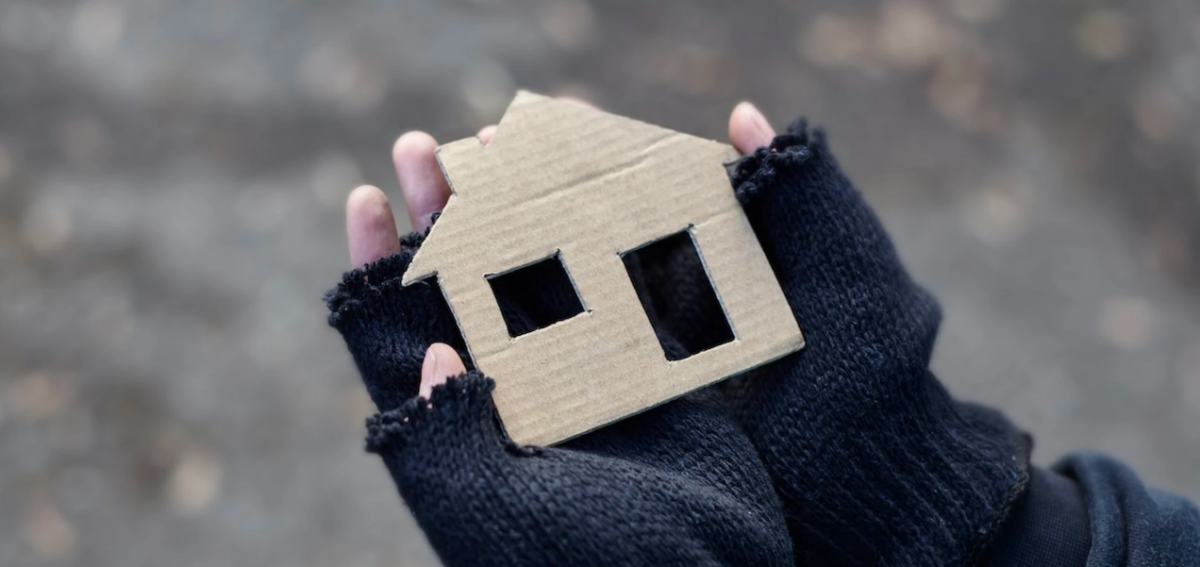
621, 230, 735, 361
488, 253, 586, 337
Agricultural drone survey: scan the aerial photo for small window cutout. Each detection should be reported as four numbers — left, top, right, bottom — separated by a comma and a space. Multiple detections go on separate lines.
621, 230, 735, 361
487, 253, 586, 337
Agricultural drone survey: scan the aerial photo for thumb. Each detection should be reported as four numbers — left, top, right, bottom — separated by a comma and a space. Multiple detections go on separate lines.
419, 343, 467, 399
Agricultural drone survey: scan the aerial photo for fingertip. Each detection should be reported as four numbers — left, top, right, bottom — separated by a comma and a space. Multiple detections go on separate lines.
392, 131, 437, 165
346, 185, 400, 267
729, 101, 776, 156
346, 184, 385, 209
477, 125, 497, 146
419, 343, 467, 400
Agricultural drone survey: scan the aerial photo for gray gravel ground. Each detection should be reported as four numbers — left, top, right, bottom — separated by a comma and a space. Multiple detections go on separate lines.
1, 0, 1199, 565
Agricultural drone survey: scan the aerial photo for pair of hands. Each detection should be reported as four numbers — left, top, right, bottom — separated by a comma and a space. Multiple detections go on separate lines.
328, 98, 1026, 566
343, 101, 778, 398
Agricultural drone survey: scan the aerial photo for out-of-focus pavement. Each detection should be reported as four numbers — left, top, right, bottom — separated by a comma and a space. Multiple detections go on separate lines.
1, 0, 1198, 565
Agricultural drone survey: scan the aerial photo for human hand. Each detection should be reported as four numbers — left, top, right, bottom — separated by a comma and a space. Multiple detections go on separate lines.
717, 109, 1030, 565
325, 101, 794, 567
327, 99, 1029, 567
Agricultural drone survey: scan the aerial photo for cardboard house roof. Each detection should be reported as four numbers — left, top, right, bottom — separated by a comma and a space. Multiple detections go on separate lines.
403, 91, 803, 445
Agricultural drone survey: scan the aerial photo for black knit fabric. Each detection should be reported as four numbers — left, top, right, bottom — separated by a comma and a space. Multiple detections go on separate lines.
721, 122, 1030, 566
328, 240, 793, 566
325, 120, 1030, 566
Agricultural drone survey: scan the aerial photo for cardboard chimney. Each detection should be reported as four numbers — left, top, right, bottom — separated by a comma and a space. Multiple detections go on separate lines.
403, 91, 804, 446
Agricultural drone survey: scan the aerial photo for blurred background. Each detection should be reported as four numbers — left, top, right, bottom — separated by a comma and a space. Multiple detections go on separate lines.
1, 0, 1198, 565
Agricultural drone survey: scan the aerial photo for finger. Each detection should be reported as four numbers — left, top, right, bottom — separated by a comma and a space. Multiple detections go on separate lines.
392, 131, 451, 232
419, 343, 467, 400
729, 102, 776, 156
346, 185, 401, 267
477, 125, 497, 146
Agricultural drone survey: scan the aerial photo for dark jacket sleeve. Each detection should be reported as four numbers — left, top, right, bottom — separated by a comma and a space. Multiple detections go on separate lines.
1058, 453, 1200, 566
985, 456, 1200, 567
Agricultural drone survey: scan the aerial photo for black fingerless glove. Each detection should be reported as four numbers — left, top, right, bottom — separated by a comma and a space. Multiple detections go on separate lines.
723, 121, 1029, 566
326, 236, 794, 567
326, 119, 1032, 567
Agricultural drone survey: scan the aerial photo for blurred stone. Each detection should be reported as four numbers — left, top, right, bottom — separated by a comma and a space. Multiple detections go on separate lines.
148, 425, 190, 475
1131, 84, 1185, 143
1074, 9, 1132, 62
6, 372, 78, 422
798, 13, 872, 69
927, 43, 986, 130
537, 0, 596, 52
59, 115, 111, 166
1096, 296, 1158, 350
876, 1, 944, 70
961, 175, 1029, 246
71, 0, 126, 56
20, 199, 73, 257
165, 449, 224, 516
22, 496, 78, 563
949, 0, 1006, 24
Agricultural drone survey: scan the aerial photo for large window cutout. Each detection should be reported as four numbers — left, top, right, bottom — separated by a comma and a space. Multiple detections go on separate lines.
621, 230, 735, 361
487, 253, 586, 337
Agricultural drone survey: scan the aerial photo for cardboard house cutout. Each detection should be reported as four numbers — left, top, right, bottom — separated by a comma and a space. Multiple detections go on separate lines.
403, 91, 804, 445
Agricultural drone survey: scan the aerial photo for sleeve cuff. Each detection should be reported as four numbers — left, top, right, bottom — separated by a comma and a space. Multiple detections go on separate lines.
981, 467, 1091, 567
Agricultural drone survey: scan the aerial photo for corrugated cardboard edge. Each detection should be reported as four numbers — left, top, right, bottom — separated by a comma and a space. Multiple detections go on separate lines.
402, 91, 803, 445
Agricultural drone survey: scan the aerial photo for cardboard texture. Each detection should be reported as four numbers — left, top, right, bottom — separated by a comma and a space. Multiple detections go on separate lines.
403, 91, 804, 445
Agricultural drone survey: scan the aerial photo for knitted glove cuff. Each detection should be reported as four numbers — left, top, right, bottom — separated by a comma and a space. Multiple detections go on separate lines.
729, 118, 818, 205
325, 231, 427, 330
800, 378, 1030, 566
364, 371, 526, 458
325, 231, 470, 413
